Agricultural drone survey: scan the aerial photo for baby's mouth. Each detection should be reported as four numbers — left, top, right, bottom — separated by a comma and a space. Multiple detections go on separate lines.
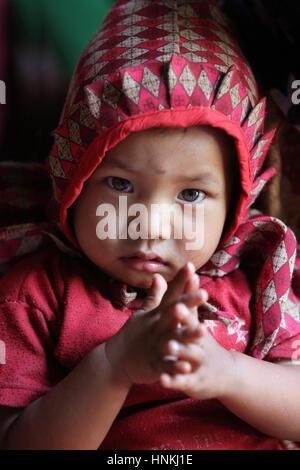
120, 251, 169, 273
130, 251, 166, 262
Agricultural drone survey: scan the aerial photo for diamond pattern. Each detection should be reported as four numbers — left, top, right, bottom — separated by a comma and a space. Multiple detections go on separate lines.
179, 64, 197, 96
272, 241, 288, 274
197, 68, 213, 102
85, 87, 102, 119
142, 67, 161, 98
201, 210, 300, 359
55, 135, 73, 162
210, 249, 232, 268
168, 62, 178, 94
68, 120, 82, 146
102, 80, 122, 109
49, 0, 264, 204
262, 279, 278, 314
122, 70, 141, 104
48, 155, 66, 179
229, 83, 241, 109
215, 68, 234, 100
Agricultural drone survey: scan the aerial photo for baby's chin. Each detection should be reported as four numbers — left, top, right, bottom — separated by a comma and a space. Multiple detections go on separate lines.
119, 273, 155, 290
98, 265, 156, 290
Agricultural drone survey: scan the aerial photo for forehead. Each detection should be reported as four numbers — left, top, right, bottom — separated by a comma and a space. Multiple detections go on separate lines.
97, 126, 236, 178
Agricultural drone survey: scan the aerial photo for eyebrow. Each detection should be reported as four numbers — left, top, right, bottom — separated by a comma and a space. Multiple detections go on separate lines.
184, 171, 219, 181
100, 159, 138, 173
100, 159, 219, 184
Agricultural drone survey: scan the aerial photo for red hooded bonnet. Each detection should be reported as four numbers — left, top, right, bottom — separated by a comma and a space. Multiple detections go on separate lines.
46, 0, 300, 360
47, 0, 275, 248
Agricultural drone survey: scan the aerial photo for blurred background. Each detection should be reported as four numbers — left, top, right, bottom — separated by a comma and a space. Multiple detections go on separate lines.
0, 0, 115, 163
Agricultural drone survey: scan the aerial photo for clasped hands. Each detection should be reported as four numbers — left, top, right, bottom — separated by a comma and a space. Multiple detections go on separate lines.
106, 262, 235, 400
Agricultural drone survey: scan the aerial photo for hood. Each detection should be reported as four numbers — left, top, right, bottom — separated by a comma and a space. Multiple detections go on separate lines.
47, 0, 276, 249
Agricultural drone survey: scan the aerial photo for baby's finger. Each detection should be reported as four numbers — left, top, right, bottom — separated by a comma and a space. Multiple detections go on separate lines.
178, 289, 208, 309
158, 328, 192, 357
156, 290, 207, 335
168, 340, 203, 366
183, 273, 200, 294
158, 325, 202, 358
175, 300, 200, 325
138, 273, 167, 313
173, 291, 208, 327
160, 262, 196, 308
172, 324, 203, 343
160, 372, 192, 391
158, 356, 192, 375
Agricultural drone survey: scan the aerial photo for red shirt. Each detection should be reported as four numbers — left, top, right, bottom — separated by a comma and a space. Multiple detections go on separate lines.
0, 241, 299, 450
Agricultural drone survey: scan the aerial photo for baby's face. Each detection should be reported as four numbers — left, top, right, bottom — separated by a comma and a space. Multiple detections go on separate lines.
73, 126, 236, 288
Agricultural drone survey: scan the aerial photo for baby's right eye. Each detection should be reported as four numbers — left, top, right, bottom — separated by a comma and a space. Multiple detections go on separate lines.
106, 176, 133, 193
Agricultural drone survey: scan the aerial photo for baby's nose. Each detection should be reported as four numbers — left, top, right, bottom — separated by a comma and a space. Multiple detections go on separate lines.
128, 202, 178, 240
149, 203, 173, 240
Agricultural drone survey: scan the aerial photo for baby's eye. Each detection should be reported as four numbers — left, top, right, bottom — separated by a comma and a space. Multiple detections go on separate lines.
177, 189, 206, 203
106, 176, 133, 193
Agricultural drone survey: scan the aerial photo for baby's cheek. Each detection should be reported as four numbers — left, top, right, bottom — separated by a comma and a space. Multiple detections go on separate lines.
185, 249, 211, 272
182, 228, 222, 271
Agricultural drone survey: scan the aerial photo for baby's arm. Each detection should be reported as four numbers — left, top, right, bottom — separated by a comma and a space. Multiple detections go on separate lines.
0, 338, 131, 450
219, 353, 300, 441
0, 263, 206, 450
160, 308, 300, 442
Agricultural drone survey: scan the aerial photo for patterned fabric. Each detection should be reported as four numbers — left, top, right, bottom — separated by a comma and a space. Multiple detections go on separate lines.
0, 161, 58, 277
202, 211, 300, 359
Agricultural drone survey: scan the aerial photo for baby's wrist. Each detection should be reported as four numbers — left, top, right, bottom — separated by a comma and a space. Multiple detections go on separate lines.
104, 336, 133, 389
217, 349, 241, 400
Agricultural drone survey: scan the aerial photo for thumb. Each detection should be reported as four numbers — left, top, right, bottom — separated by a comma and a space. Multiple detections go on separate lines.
139, 274, 167, 313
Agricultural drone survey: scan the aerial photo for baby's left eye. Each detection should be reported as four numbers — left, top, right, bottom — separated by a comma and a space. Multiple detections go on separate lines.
177, 189, 206, 203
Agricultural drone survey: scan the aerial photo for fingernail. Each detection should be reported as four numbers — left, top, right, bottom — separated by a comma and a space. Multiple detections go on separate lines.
170, 340, 180, 353
161, 374, 171, 386
186, 262, 195, 272
199, 288, 208, 301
